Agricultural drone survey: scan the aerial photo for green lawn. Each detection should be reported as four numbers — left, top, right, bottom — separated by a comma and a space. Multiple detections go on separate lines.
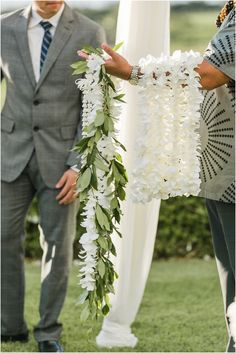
1, 259, 227, 352
170, 10, 219, 53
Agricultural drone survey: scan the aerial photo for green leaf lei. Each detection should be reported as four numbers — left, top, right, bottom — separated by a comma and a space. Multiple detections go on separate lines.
71, 43, 128, 320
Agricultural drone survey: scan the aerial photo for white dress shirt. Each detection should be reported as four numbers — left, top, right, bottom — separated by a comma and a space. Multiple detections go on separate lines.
27, 3, 65, 82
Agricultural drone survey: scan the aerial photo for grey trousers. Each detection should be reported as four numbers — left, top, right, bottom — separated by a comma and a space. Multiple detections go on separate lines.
206, 199, 235, 353
1, 152, 78, 342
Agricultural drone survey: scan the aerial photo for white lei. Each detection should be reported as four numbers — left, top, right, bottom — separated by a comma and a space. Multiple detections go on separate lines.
74, 49, 204, 316
131, 50, 203, 202
75, 54, 123, 294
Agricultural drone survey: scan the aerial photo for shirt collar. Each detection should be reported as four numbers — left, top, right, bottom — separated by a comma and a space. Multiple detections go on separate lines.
29, 3, 65, 29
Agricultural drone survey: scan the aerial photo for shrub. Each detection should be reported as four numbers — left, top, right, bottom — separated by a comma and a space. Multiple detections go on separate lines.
155, 196, 213, 259
25, 196, 213, 259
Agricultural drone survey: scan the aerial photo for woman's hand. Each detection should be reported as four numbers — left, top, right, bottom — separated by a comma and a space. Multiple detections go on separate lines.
79, 43, 133, 81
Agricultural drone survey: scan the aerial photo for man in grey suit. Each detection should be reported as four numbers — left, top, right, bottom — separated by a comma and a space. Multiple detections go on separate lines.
1, 1, 105, 351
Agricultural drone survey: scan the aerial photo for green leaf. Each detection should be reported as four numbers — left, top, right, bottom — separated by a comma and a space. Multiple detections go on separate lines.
106, 75, 116, 92
84, 123, 96, 135
94, 156, 109, 172
117, 186, 126, 201
114, 160, 128, 182
72, 61, 88, 75
87, 147, 97, 166
83, 45, 98, 54
94, 111, 105, 127
74, 137, 90, 153
113, 208, 121, 223
114, 225, 122, 238
102, 304, 110, 316
110, 242, 117, 256
97, 236, 109, 251
95, 129, 102, 143
91, 165, 98, 190
96, 204, 110, 231
105, 294, 110, 306
102, 65, 107, 75
107, 174, 114, 186
98, 69, 104, 83
79, 191, 87, 202
78, 290, 89, 305
108, 117, 114, 131
70, 60, 87, 70
87, 137, 95, 152
114, 271, 119, 279
95, 47, 104, 55
104, 116, 114, 134
107, 284, 115, 294
77, 168, 92, 192
114, 93, 126, 103
110, 198, 118, 209
112, 41, 124, 52
70, 61, 81, 69
97, 259, 106, 278
112, 162, 121, 183
115, 153, 123, 162
83, 45, 103, 56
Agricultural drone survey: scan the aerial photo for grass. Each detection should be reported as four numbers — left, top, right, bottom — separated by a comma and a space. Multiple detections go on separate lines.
170, 9, 219, 53
1, 259, 227, 352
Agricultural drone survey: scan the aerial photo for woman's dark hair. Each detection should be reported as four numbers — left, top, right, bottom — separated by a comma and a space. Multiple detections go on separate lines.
216, 0, 235, 27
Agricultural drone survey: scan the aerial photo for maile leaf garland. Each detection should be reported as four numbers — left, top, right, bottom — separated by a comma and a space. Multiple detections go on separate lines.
71, 43, 128, 320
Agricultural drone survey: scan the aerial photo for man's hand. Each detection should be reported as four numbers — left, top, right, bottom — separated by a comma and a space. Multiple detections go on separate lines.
55, 169, 79, 205
78, 43, 132, 80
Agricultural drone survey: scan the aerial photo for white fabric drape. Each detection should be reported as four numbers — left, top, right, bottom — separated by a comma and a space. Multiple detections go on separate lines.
96, 0, 170, 348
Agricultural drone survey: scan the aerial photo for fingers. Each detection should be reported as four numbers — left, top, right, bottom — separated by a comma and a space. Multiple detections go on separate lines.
101, 43, 117, 59
58, 189, 78, 205
77, 50, 89, 59
56, 170, 79, 205
56, 179, 72, 202
55, 173, 67, 189
78, 44, 118, 63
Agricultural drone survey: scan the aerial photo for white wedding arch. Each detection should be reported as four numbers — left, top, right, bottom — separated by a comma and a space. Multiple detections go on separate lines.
96, 0, 170, 347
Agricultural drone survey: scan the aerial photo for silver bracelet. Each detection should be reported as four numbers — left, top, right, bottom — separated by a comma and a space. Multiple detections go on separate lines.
128, 65, 140, 85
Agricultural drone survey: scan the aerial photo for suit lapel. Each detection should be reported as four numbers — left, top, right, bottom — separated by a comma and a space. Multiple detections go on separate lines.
14, 6, 36, 87
35, 4, 74, 92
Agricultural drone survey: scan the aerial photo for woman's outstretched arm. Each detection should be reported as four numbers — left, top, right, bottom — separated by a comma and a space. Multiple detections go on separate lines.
79, 43, 231, 91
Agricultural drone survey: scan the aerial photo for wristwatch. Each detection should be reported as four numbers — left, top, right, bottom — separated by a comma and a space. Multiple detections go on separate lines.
128, 65, 141, 85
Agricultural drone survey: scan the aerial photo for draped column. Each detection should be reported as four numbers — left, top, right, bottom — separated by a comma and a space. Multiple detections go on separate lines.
96, 0, 170, 348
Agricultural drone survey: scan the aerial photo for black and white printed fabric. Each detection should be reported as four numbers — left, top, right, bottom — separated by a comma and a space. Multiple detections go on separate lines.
199, 8, 235, 203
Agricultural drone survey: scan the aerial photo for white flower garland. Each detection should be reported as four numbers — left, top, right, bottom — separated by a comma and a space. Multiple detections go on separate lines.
72, 48, 204, 319
131, 50, 204, 202
72, 50, 127, 319
76, 54, 120, 292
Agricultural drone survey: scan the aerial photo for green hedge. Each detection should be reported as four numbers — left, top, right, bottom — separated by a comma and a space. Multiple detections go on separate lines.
155, 196, 213, 259
25, 196, 213, 260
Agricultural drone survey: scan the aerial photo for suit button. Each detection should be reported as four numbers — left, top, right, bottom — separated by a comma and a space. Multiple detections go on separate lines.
33, 126, 39, 132
33, 100, 40, 105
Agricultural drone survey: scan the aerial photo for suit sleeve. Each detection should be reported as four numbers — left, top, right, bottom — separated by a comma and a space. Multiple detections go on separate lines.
66, 25, 107, 169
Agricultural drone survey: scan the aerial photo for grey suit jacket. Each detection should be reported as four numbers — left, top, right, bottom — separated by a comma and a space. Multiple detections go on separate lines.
1, 4, 105, 187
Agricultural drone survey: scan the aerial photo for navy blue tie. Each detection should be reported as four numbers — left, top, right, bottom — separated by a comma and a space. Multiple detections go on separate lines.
40, 21, 53, 72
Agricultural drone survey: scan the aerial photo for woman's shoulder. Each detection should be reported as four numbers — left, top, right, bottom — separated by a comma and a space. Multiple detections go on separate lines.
222, 8, 235, 29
